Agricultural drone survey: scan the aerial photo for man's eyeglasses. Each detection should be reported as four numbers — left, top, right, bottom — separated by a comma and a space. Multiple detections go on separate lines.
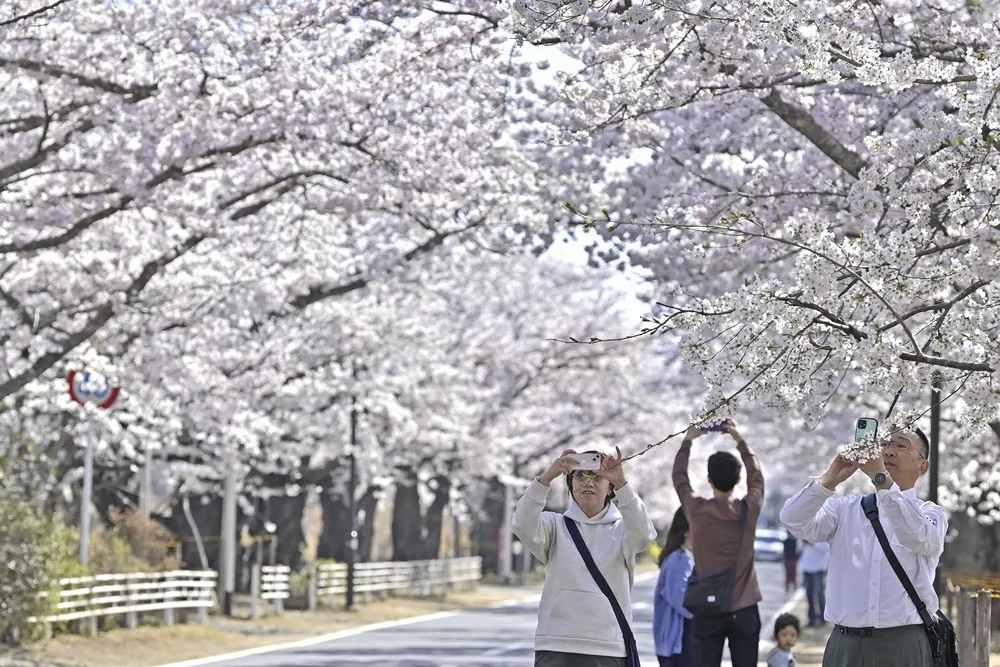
572, 470, 603, 482
881, 438, 927, 460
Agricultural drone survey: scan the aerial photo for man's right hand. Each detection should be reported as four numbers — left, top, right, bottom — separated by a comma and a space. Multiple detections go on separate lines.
539, 449, 577, 486
684, 425, 702, 441
819, 455, 859, 491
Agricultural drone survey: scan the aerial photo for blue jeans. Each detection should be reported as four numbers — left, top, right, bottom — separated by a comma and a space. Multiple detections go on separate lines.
803, 570, 826, 625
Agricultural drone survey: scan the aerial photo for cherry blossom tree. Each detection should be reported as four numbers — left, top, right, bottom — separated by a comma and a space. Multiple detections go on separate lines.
501, 0, 1000, 514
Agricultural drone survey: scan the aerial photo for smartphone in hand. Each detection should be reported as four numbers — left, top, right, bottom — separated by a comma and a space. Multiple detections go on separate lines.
854, 417, 879, 442
567, 452, 602, 471
702, 419, 730, 432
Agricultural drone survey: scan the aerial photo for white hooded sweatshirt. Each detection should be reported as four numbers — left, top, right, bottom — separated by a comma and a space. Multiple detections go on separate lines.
512, 479, 657, 657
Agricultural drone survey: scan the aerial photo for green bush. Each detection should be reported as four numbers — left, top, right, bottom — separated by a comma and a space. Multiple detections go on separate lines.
0, 495, 78, 643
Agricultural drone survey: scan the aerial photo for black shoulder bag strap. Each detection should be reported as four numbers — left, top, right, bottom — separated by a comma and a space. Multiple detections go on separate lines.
861, 494, 941, 640
563, 516, 641, 667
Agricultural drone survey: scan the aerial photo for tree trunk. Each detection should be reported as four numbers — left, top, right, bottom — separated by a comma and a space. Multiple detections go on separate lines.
391, 468, 424, 561
316, 483, 351, 561
163, 493, 230, 570
357, 485, 380, 562
471, 478, 505, 574
421, 475, 451, 559
262, 492, 308, 570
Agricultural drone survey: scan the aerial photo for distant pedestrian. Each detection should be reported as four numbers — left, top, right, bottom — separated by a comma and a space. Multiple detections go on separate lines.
672, 419, 764, 667
783, 533, 799, 592
779, 428, 948, 666
766, 613, 800, 667
513, 447, 657, 667
653, 507, 694, 667
799, 540, 830, 627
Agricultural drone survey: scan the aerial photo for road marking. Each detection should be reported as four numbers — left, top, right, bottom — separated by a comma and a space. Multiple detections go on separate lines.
487, 593, 542, 608
157, 570, 660, 666
481, 642, 532, 656
155, 610, 461, 667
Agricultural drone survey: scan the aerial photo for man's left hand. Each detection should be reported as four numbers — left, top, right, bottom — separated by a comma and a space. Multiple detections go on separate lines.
602, 446, 627, 489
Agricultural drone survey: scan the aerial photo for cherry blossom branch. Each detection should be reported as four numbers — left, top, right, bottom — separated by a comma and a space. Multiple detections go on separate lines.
0, 0, 73, 27
776, 293, 868, 341
0, 234, 206, 402
897, 353, 994, 373
0, 58, 157, 101
761, 90, 868, 179
878, 279, 990, 334
0, 134, 277, 253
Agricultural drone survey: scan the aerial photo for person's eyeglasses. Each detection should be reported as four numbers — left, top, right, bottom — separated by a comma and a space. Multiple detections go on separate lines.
881, 438, 927, 459
572, 470, 602, 482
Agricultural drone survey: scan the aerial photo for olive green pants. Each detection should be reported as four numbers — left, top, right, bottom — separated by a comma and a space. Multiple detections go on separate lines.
822, 624, 933, 667
534, 650, 627, 667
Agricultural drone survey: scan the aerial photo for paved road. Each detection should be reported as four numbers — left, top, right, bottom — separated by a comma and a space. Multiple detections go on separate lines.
184, 561, 797, 667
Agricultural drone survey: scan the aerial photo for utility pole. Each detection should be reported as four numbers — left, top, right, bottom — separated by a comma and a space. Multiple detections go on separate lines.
220, 462, 237, 616
930, 374, 943, 594
497, 475, 533, 583
929, 374, 942, 504
345, 363, 359, 612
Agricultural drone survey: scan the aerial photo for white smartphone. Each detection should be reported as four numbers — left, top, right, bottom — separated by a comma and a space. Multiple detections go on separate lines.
855, 417, 879, 442
568, 452, 602, 471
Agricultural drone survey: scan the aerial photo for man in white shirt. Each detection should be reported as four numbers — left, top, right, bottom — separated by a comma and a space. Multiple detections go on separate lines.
779, 428, 947, 666
798, 540, 830, 628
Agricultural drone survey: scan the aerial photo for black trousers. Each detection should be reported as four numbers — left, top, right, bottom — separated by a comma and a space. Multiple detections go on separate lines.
692, 604, 761, 667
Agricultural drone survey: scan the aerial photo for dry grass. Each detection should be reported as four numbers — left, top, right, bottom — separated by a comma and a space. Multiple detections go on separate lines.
7, 585, 538, 667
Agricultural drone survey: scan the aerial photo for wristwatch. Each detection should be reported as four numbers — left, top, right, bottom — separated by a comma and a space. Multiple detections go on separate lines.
872, 471, 889, 486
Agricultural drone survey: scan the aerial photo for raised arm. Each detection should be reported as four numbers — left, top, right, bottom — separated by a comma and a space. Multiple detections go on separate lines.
602, 447, 657, 560
728, 422, 764, 510
779, 455, 856, 543
511, 479, 557, 564
512, 449, 578, 564
672, 426, 701, 508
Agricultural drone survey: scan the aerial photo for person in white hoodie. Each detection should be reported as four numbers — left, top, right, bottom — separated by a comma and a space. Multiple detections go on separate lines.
512, 447, 658, 667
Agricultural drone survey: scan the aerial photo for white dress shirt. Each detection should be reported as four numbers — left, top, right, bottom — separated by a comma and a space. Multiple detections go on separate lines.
799, 540, 830, 573
779, 479, 948, 629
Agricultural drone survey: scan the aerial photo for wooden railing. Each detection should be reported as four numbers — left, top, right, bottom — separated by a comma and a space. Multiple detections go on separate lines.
306, 556, 482, 611
28, 570, 217, 636
942, 570, 998, 667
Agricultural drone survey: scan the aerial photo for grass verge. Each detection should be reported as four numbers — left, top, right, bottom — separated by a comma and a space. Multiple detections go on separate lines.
0, 584, 539, 667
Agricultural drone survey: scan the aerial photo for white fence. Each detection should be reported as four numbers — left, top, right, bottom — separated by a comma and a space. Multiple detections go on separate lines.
27, 557, 481, 633
250, 564, 291, 619
28, 570, 217, 636
306, 556, 481, 611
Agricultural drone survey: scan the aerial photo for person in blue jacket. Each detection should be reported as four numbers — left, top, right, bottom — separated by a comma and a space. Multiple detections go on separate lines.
653, 506, 694, 667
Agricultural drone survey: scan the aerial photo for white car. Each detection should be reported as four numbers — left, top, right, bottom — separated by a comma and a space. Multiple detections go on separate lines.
754, 528, 788, 562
